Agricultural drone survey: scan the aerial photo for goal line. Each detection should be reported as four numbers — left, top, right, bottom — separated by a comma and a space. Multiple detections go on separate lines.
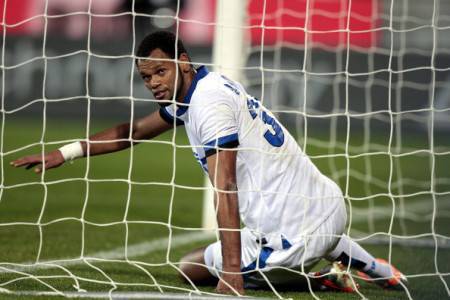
2, 290, 269, 300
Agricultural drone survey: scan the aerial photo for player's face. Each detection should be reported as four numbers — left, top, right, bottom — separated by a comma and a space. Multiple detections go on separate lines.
137, 48, 183, 106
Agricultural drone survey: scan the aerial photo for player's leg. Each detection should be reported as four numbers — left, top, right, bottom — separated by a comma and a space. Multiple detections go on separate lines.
179, 246, 218, 285
297, 199, 359, 292
326, 234, 389, 275
325, 235, 407, 289
316, 191, 407, 290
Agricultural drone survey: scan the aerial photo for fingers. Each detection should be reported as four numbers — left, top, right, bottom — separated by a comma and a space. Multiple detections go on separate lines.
25, 162, 40, 170
10, 154, 43, 168
11, 150, 66, 175
215, 285, 244, 296
215, 275, 244, 295
12, 160, 48, 174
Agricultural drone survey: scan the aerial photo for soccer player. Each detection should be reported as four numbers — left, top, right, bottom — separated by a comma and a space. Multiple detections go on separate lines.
11, 31, 407, 295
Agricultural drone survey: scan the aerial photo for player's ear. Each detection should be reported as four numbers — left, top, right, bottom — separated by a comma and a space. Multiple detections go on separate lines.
178, 53, 191, 73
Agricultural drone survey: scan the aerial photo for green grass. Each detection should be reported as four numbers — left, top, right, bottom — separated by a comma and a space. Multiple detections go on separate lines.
0, 118, 449, 299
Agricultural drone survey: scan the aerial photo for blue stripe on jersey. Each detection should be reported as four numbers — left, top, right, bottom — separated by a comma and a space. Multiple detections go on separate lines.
281, 236, 292, 250
176, 66, 209, 117
204, 133, 239, 149
204, 133, 239, 158
193, 152, 208, 173
241, 236, 292, 277
159, 107, 184, 126
241, 246, 274, 277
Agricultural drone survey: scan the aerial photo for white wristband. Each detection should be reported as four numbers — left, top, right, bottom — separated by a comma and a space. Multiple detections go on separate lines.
58, 142, 84, 162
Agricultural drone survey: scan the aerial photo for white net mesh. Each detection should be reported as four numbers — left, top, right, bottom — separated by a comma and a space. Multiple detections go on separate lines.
0, 0, 449, 299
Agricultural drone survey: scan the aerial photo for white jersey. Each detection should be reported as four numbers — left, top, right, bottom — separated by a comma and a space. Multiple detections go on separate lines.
159, 66, 343, 246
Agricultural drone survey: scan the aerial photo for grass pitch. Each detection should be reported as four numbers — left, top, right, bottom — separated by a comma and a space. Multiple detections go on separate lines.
0, 118, 449, 299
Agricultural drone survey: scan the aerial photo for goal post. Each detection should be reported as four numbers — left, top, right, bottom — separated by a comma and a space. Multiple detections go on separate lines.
202, 0, 249, 230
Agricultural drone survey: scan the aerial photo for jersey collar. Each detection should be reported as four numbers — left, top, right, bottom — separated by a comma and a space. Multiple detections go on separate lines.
176, 66, 209, 117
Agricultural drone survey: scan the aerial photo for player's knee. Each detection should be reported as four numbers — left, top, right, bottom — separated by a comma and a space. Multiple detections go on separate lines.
178, 260, 191, 283
178, 248, 217, 285
177, 263, 197, 285
178, 251, 201, 282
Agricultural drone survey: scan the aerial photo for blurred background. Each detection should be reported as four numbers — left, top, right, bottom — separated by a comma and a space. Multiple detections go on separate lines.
1, 0, 449, 133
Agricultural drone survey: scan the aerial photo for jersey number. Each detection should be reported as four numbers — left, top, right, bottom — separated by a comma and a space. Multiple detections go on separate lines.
247, 97, 284, 147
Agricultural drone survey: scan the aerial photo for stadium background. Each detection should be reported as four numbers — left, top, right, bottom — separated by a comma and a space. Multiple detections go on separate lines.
2, 0, 450, 128
1, 0, 450, 299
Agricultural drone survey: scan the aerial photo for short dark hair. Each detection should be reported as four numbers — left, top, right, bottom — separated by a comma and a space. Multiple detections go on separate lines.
136, 31, 188, 61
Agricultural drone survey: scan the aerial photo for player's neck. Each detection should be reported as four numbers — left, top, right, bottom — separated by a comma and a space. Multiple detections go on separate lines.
176, 69, 196, 103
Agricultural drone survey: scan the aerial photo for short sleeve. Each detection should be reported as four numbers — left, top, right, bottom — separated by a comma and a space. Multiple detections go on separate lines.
159, 105, 184, 126
194, 96, 239, 157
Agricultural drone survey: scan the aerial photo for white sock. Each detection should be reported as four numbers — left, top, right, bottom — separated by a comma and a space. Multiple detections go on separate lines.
326, 234, 393, 278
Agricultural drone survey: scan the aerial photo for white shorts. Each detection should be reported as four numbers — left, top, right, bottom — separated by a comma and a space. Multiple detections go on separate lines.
204, 200, 347, 287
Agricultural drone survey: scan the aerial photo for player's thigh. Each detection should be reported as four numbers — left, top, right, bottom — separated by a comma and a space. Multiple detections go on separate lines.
303, 199, 347, 264
265, 200, 347, 273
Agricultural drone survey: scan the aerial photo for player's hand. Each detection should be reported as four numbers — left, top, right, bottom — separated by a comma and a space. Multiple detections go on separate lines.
10, 150, 65, 173
215, 270, 244, 296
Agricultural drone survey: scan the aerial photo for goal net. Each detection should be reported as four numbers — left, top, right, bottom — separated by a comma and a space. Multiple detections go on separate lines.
1, 0, 449, 299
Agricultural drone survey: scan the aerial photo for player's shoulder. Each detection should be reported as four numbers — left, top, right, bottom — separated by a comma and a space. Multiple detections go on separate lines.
192, 71, 241, 106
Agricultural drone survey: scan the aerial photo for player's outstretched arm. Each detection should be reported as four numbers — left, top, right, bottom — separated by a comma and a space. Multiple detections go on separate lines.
11, 110, 173, 173
206, 149, 244, 296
